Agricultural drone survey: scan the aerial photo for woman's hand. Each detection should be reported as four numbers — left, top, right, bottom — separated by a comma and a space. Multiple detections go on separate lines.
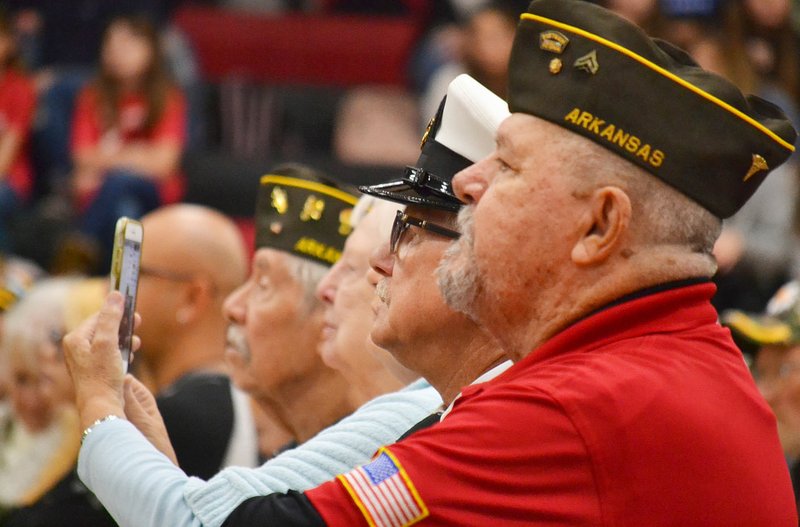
63, 291, 131, 432
123, 375, 179, 465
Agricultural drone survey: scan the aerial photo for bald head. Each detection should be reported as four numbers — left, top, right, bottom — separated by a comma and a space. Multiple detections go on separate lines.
135, 205, 249, 388
141, 204, 248, 297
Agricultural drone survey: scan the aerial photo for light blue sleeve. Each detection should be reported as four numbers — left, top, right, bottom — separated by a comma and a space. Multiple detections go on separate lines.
78, 380, 441, 527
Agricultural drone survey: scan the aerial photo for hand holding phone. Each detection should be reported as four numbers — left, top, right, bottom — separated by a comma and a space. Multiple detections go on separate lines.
109, 217, 143, 374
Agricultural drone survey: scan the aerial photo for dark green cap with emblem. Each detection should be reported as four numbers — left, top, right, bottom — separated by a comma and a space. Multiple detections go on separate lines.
509, 0, 797, 218
721, 281, 800, 347
255, 164, 358, 267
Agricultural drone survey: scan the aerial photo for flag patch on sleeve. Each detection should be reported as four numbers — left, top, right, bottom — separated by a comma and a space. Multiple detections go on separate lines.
338, 447, 429, 527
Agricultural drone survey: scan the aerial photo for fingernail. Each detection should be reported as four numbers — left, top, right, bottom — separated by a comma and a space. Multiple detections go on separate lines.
108, 291, 123, 307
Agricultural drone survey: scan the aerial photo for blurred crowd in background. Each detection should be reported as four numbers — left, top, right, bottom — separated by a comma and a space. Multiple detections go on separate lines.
0, 0, 799, 524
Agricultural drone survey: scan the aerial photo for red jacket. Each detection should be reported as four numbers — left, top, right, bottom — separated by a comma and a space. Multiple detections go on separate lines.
308, 282, 796, 526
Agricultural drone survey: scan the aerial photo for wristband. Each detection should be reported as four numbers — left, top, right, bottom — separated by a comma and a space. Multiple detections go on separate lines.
81, 415, 121, 445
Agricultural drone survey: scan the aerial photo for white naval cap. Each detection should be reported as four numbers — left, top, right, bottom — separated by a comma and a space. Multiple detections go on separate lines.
359, 74, 510, 211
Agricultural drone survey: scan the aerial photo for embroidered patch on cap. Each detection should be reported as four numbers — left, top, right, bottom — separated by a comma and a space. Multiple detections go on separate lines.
338, 448, 428, 527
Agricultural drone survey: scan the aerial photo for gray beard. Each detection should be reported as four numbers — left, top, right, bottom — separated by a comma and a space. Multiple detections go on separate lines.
436, 206, 482, 320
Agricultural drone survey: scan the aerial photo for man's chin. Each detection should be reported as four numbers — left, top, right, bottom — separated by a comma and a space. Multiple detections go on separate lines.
369, 320, 394, 352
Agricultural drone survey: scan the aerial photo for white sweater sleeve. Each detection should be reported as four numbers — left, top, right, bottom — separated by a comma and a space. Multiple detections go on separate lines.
77, 380, 441, 527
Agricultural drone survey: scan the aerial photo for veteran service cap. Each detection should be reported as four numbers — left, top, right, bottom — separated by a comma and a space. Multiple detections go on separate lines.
721, 281, 800, 347
509, 0, 797, 218
359, 74, 510, 211
255, 165, 358, 267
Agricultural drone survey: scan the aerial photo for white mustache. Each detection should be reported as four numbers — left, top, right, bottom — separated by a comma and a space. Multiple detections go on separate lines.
456, 206, 475, 246
376, 279, 390, 305
226, 325, 251, 361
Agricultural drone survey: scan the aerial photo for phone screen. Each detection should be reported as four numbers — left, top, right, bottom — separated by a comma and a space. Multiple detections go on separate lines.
118, 235, 141, 369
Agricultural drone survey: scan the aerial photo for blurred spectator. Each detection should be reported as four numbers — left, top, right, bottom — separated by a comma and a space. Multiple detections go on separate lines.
333, 87, 420, 167
654, 2, 800, 313
419, 1, 519, 126
6, 1, 167, 70
135, 204, 260, 479
731, 0, 798, 116
0, 277, 115, 526
0, 12, 36, 254
70, 15, 187, 273
722, 280, 800, 512
604, 0, 663, 31
0, 254, 42, 422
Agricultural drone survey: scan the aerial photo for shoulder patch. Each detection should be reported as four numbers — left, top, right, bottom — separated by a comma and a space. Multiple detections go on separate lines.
338, 448, 429, 527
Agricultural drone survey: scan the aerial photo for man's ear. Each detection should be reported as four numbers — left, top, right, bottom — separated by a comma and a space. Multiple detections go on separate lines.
571, 186, 631, 265
177, 277, 214, 324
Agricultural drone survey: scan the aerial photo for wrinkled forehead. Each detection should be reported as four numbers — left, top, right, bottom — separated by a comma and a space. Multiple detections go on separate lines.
251, 248, 292, 278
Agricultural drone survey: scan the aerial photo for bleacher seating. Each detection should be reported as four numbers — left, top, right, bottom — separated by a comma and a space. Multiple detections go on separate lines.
173, 6, 423, 87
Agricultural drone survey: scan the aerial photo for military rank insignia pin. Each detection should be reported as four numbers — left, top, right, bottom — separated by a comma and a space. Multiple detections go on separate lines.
574, 50, 599, 75
539, 30, 569, 54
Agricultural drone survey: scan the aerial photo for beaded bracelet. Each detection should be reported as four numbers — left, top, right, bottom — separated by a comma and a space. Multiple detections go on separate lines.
81, 415, 121, 445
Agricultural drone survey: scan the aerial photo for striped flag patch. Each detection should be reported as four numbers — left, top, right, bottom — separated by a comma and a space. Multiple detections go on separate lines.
338, 447, 429, 527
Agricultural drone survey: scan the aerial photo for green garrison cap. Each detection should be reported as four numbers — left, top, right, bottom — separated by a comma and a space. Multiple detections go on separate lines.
721, 281, 800, 347
255, 165, 358, 267
509, 0, 797, 218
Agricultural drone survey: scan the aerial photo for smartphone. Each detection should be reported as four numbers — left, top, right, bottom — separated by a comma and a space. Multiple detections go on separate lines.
109, 217, 143, 374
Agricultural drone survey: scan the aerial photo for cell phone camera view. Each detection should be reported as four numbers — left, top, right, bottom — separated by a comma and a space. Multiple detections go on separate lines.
111, 217, 143, 374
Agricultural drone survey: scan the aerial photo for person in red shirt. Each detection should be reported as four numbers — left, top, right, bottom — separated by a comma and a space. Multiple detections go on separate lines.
0, 13, 36, 253
70, 15, 186, 270
59, 1, 800, 525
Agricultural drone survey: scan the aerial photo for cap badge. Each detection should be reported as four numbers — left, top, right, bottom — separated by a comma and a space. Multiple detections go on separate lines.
574, 50, 599, 75
539, 30, 569, 54
300, 195, 325, 221
768, 281, 800, 316
271, 187, 288, 214
338, 208, 353, 236
549, 58, 562, 75
420, 115, 435, 149
743, 154, 768, 181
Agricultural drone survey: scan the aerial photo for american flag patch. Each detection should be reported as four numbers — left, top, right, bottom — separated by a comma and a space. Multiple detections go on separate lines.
339, 448, 428, 527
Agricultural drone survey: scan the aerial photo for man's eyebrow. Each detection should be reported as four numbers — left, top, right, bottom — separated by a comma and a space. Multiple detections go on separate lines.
495, 128, 512, 151
254, 256, 270, 273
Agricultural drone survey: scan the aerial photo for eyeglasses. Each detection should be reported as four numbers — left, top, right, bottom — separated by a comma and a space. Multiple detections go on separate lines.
140, 266, 194, 282
140, 266, 219, 296
390, 210, 460, 254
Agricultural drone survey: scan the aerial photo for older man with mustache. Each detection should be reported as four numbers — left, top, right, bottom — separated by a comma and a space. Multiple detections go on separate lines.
206, 1, 798, 524
61, 74, 508, 527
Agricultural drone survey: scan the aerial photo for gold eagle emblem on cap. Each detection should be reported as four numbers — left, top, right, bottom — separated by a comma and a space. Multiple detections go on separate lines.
271, 187, 288, 215
539, 30, 569, 54
300, 195, 325, 221
339, 208, 353, 236
744, 154, 768, 181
